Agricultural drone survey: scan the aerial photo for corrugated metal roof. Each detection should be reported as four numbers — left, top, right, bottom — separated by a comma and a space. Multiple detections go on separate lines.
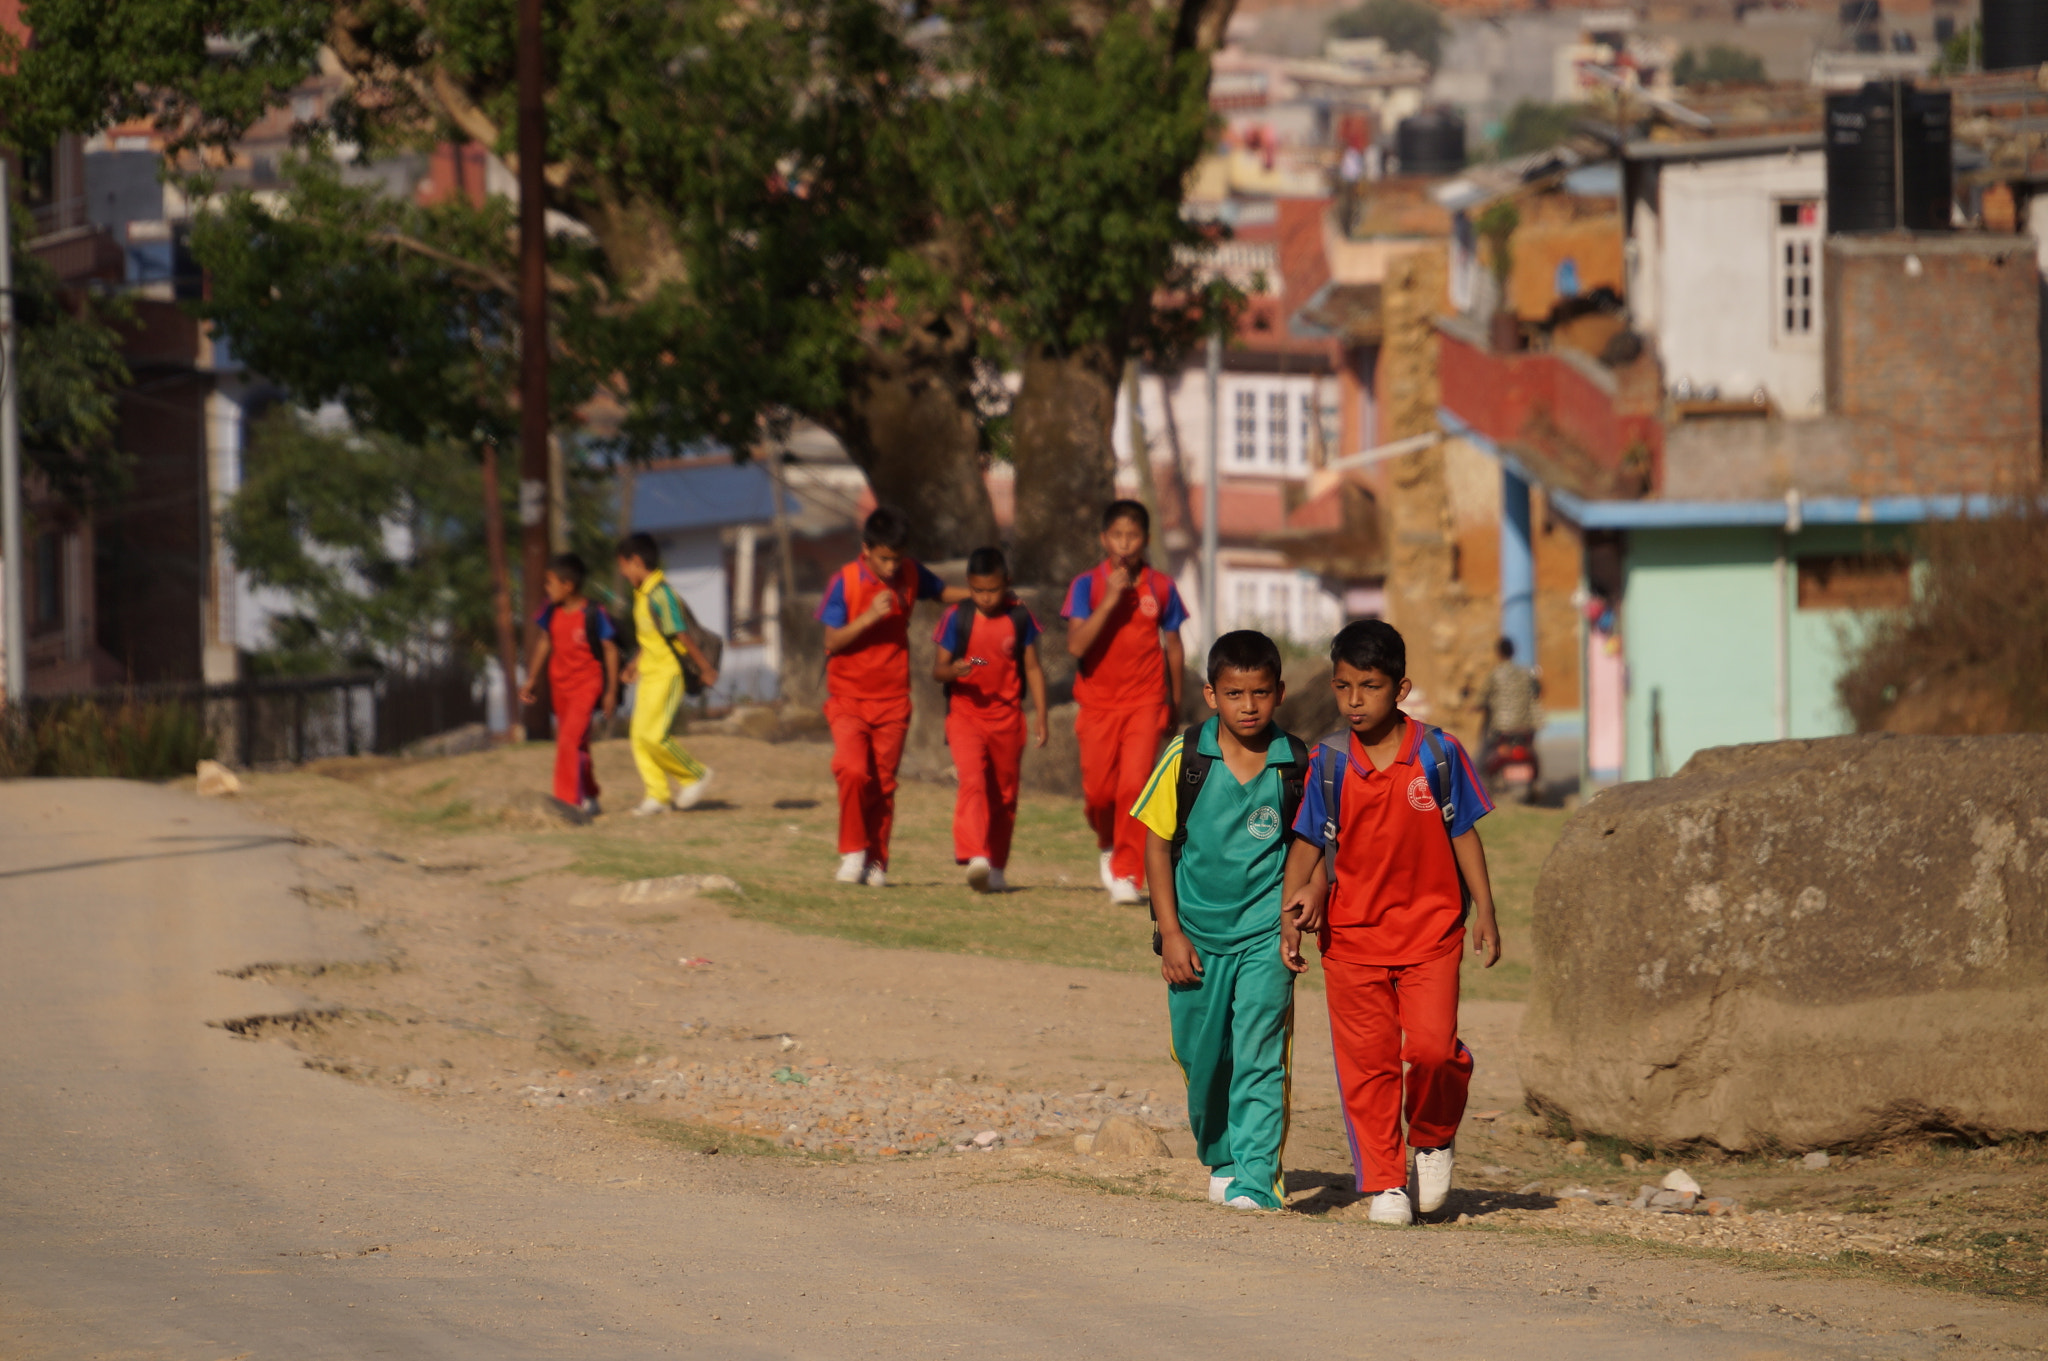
631, 462, 791, 534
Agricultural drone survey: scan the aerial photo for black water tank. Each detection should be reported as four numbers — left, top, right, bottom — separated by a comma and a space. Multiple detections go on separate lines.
1982, 0, 2048, 71
1396, 108, 1466, 176
1825, 80, 1952, 232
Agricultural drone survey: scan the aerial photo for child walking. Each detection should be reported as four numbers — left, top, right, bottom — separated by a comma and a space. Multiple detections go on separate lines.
1283, 619, 1501, 1226
519, 552, 620, 819
1132, 631, 1307, 1211
1062, 500, 1188, 905
818, 507, 970, 887
616, 533, 718, 816
932, 546, 1048, 894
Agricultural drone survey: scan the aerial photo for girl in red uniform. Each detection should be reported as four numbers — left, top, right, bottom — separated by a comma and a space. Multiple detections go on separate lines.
520, 553, 620, 819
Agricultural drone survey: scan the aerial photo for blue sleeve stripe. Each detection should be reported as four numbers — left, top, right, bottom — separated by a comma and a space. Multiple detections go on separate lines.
1062, 574, 1092, 621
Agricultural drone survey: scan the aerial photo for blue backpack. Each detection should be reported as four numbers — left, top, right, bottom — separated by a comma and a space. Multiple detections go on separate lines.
1315, 723, 1470, 908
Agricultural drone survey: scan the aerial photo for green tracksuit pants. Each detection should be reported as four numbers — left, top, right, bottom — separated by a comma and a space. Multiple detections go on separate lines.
1168, 943, 1295, 1210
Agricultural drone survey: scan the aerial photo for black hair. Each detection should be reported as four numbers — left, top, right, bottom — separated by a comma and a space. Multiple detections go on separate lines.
1496, 635, 1516, 660
862, 507, 911, 550
1207, 630, 1283, 688
617, 532, 661, 570
1101, 499, 1150, 535
1330, 619, 1406, 681
548, 552, 587, 589
966, 545, 1008, 579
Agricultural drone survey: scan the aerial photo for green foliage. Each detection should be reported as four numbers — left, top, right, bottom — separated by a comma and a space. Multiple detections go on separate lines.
11, 220, 131, 512
916, 6, 1233, 367
0, 698, 215, 778
1475, 200, 1519, 285
1672, 44, 1766, 87
223, 409, 614, 673
1935, 23, 1981, 75
1494, 101, 1586, 159
1328, 0, 1445, 68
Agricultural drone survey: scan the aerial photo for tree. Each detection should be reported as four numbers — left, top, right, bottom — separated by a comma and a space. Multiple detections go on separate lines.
1671, 44, 1766, 87
1493, 101, 1585, 160
921, 5, 1234, 585
1328, 0, 1445, 69
224, 409, 614, 674
11, 230, 130, 513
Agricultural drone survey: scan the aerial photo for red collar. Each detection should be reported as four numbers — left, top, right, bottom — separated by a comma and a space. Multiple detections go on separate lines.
1347, 715, 1418, 778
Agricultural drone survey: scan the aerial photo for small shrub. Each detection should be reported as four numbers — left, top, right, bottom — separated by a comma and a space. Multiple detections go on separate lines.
0, 697, 217, 779
1838, 502, 2048, 734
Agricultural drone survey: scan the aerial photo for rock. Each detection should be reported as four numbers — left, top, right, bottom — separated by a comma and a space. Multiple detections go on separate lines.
1660, 1168, 1701, 1195
570, 874, 743, 908
1564, 1140, 1587, 1158
1520, 735, 2048, 1152
1516, 1181, 1546, 1196
403, 1069, 437, 1089
195, 760, 241, 798
1619, 1153, 1639, 1170
1072, 1132, 1096, 1155
1555, 1197, 1595, 1212
972, 1130, 1002, 1148
1629, 1184, 1660, 1210
1703, 1197, 1741, 1216
1802, 1150, 1832, 1170
1086, 1114, 1171, 1159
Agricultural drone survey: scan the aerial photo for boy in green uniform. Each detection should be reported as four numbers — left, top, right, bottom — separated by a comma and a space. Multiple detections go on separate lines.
1131, 631, 1308, 1211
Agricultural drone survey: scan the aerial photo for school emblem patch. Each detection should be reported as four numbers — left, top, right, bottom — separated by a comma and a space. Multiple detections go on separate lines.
1246, 805, 1282, 840
1407, 775, 1437, 812
1137, 589, 1159, 619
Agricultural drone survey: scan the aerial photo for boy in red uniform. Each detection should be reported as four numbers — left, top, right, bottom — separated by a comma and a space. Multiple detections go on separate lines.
519, 553, 620, 821
932, 546, 1048, 894
1281, 619, 1501, 1226
1062, 500, 1188, 905
818, 508, 970, 887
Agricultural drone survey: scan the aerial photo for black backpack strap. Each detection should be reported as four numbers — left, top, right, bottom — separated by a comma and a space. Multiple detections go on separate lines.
1167, 722, 1213, 870
1274, 729, 1309, 843
1008, 603, 1034, 681
1317, 734, 1345, 889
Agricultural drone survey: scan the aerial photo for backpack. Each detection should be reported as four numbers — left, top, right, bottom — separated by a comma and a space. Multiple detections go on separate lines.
649, 581, 723, 696
1151, 720, 1310, 955
939, 601, 1035, 692
1314, 721, 1470, 911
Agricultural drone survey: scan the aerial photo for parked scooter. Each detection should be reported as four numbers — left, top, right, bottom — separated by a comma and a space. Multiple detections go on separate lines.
1484, 729, 1540, 805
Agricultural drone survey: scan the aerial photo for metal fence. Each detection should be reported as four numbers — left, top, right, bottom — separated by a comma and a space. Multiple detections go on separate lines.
23, 667, 485, 767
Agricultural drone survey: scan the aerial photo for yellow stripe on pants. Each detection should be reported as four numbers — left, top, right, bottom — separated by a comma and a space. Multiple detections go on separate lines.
629, 670, 707, 803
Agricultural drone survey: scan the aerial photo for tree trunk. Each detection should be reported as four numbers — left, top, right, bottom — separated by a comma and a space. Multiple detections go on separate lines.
1009, 343, 1123, 589
825, 309, 998, 563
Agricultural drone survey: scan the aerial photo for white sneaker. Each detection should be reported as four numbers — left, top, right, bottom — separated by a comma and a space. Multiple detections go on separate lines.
1223, 1195, 1265, 1211
1413, 1144, 1454, 1215
966, 857, 993, 893
632, 797, 669, 818
1209, 1173, 1232, 1204
1108, 877, 1142, 905
1367, 1187, 1414, 1226
835, 852, 867, 883
672, 769, 714, 810
1098, 850, 1116, 891
986, 868, 1008, 892
862, 860, 887, 888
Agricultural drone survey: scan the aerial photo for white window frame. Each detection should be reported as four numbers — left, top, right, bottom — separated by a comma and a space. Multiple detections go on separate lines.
1774, 200, 1821, 348
1221, 375, 1320, 473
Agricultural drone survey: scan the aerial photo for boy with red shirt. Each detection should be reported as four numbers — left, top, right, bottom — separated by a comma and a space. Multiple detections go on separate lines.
932, 546, 1048, 894
1062, 501, 1188, 905
1281, 619, 1502, 1227
818, 508, 970, 887
518, 553, 620, 821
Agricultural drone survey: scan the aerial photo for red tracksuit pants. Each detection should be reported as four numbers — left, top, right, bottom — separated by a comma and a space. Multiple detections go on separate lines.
1077, 701, 1171, 886
826, 694, 910, 867
550, 676, 603, 807
947, 706, 1025, 868
1325, 947, 1474, 1193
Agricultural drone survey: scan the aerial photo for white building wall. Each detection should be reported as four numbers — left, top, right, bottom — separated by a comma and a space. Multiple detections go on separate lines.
1650, 151, 1828, 417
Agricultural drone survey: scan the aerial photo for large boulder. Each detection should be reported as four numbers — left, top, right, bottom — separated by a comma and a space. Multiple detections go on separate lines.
1521, 734, 2048, 1153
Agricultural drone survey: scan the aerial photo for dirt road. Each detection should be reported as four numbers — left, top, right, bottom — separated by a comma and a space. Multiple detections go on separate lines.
3, 780, 2043, 1358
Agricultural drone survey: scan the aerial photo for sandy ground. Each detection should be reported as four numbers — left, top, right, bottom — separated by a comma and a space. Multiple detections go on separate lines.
4, 759, 2047, 1357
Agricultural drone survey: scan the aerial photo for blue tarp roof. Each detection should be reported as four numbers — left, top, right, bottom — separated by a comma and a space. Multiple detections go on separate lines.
631, 462, 792, 534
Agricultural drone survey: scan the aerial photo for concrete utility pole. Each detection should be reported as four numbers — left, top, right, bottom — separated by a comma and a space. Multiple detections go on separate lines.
0, 161, 25, 707
1202, 331, 1221, 648
516, 0, 551, 734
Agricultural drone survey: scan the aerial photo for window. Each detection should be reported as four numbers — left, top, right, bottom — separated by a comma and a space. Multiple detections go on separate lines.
1233, 391, 1258, 465
1233, 579, 1259, 623
32, 532, 60, 633
1797, 554, 1910, 610
1775, 200, 1821, 342
1298, 392, 1318, 465
1265, 391, 1289, 466
1265, 580, 1291, 632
